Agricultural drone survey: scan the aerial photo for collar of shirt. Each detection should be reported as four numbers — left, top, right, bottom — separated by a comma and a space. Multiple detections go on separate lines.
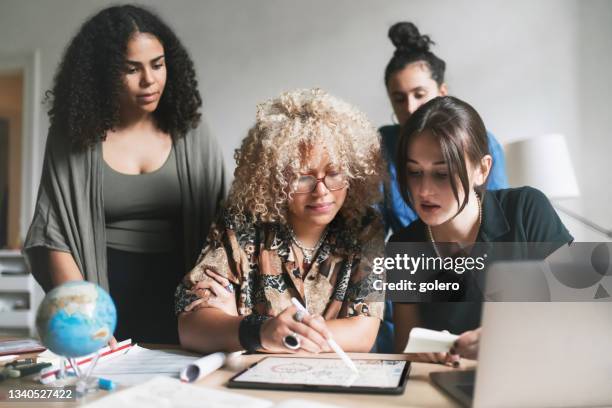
478, 190, 511, 242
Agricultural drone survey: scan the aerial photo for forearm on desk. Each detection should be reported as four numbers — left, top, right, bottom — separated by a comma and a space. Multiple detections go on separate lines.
326, 316, 379, 352
179, 311, 379, 354
178, 308, 244, 353
393, 303, 420, 353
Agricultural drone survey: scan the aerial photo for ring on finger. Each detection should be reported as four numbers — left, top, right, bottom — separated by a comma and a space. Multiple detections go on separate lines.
293, 310, 306, 322
282, 332, 301, 350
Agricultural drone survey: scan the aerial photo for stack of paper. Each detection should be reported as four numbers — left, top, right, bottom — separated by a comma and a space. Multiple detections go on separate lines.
83, 376, 271, 408
83, 376, 341, 408
91, 345, 200, 386
38, 341, 201, 386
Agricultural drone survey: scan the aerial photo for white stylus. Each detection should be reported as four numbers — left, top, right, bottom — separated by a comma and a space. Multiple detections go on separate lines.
290, 297, 359, 374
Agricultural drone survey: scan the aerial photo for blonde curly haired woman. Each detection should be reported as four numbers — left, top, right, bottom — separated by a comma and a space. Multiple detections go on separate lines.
175, 88, 386, 354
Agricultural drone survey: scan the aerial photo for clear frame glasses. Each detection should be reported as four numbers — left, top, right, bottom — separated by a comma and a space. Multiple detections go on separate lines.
293, 172, 348, 194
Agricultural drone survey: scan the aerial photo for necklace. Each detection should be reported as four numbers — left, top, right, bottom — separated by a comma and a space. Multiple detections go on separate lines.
289, 227, 328, 265
427, 195, 482, 258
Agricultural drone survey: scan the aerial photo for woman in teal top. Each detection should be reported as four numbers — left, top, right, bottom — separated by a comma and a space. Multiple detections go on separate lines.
376, 21, 509, 352
381, 21, 508, 234
24, 5, 226, 344
390, 96, 572, 364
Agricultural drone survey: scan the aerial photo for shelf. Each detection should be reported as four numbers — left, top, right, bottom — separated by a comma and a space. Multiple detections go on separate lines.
0, 251, 42, 336
0, 309, 33, 328
0, 274, 34, 292
0, 250, 28, 275
0, 249, 23, 258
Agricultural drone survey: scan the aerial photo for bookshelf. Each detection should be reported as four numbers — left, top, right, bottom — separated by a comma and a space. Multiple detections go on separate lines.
0, 249, 44, 336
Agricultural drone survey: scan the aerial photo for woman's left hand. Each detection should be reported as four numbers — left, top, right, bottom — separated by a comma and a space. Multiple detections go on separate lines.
451, 327, 481, 360
184, 270, 238, 316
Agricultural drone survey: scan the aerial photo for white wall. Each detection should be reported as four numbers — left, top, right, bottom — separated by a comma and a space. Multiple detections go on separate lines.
0, 0, 610, 240
575, 0, 612, 237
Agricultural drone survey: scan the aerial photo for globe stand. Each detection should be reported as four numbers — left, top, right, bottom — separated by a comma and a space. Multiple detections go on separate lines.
67, 352, 101, 397
45, 357, 75, 390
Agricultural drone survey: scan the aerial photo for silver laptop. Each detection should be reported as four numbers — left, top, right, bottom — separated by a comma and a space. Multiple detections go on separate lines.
431, 263, 612, 407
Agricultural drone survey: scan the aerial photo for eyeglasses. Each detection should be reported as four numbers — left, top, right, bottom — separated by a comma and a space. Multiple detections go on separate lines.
293, 172, 348, 194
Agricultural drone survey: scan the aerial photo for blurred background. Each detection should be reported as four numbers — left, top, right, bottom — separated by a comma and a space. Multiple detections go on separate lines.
0, 0, 611, 334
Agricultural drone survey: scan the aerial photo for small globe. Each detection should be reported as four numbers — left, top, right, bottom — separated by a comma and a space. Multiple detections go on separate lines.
36, 281, 117, 358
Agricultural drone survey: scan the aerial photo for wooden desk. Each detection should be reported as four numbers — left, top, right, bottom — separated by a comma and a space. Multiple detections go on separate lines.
1, 348, 473, 407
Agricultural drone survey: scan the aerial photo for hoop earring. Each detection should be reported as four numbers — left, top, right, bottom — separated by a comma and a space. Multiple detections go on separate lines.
391, 112, 399, 125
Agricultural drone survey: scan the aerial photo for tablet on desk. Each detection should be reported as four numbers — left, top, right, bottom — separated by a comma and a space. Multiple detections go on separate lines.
227, 357, 410, 395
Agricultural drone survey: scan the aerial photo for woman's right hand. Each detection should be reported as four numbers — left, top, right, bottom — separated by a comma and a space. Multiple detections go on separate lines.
409, 328, 480, 364
184, 270, 238, 316
405, 352, 459, 367
405, 331, 460, 367
259, 305, 331, 354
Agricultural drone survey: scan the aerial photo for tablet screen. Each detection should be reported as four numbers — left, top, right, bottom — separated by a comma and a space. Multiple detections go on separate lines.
232, 357, 407, 388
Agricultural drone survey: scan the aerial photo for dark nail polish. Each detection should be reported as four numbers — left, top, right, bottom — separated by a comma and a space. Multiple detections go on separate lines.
453, 361, 460, 368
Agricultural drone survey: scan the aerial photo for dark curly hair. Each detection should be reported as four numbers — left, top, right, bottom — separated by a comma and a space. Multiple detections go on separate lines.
46, 4, 201, 149
384, 22, 446, 87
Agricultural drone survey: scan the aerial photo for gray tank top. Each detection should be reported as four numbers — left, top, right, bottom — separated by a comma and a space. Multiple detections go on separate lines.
103, 147, 182, 253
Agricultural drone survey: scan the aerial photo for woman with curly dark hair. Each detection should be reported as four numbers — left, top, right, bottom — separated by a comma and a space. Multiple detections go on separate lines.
24, 5, 226, 344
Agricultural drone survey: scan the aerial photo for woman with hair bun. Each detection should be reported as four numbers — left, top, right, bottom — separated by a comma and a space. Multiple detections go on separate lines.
24, 5, 226, 344
175, 89, 385, 354
376, 21, 509, 353
381, 21, 508, 233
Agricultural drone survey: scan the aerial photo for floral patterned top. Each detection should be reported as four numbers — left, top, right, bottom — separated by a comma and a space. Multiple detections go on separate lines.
175, 209, 385, 320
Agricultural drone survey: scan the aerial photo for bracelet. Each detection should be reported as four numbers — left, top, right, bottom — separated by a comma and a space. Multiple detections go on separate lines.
238, 314, 270, 352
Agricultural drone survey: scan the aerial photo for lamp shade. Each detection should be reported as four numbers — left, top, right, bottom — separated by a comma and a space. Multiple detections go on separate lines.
504, 134, 580, 199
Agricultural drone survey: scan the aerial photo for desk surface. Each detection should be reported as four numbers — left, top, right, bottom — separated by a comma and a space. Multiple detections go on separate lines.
0, 348, 474, 407
197, 353, 471, 408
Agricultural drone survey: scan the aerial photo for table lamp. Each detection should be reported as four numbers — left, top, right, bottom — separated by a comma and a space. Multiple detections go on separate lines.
504, 133, 611, 238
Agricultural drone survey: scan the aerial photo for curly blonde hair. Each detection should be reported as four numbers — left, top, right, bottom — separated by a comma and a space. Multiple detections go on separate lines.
226, 88, 385, 229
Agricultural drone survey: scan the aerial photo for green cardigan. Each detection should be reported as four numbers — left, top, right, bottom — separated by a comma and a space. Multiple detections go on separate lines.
23, 124, 227, 292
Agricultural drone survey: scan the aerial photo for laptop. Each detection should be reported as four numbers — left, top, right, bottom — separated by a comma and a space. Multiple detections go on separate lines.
430, 263, 612, 407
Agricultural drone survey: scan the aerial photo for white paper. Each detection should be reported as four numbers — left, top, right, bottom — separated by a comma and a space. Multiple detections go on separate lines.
38, 339, 133, 384
0, 354, 18, 364
275, 400, 342, 408
403, 328, 459, 353
91, 345, 199, 386
179, 352, 226, 382
83, 376, 273, 408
